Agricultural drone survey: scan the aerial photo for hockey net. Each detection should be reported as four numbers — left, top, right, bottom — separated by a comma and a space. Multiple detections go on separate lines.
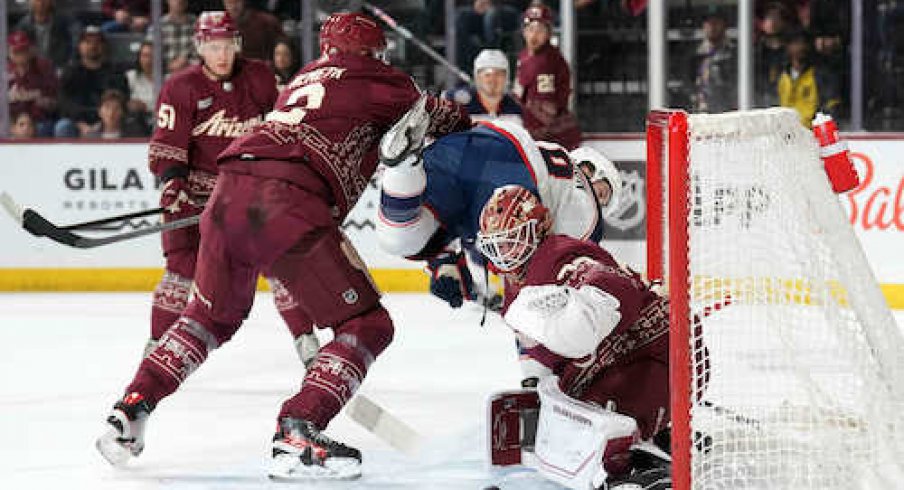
646, 108, 904, 490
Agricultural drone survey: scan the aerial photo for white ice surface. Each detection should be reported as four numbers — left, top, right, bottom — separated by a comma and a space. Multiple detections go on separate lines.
0, 292, 561, 490
0, 293, 901, 489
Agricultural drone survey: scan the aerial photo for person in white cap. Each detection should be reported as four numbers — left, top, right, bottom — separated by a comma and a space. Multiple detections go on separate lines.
443, 48, 523, 126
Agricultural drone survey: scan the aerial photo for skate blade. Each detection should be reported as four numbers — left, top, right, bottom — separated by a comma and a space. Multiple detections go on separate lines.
267, 453, 362, 481
95, 431, 132, 467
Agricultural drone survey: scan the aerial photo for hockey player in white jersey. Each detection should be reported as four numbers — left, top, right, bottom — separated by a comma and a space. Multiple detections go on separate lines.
377, 108, 619, 294
377, 103, 620, 385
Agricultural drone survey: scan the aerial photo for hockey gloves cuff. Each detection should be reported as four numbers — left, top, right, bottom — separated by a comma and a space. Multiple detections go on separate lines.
427, 252, 476, 308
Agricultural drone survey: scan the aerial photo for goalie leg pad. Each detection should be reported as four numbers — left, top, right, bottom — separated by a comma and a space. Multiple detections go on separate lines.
486, 389, 541, 466
533, 376, 639, 490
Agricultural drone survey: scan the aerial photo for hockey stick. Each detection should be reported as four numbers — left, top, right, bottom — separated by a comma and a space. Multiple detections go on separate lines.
361, 2, 473, 84
61, 206, 164, 231
345, 394, 422, 456
1, 192, 199, 249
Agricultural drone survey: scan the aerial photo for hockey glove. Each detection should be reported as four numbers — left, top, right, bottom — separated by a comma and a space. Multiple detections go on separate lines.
427, 252, 476, 308
160, 176, 202, 221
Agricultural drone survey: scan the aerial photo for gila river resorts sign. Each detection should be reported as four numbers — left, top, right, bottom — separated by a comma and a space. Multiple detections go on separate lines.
0, 139, 900, 307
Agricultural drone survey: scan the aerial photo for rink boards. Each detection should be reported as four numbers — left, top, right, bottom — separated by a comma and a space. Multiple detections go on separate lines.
0, 138, 901, 308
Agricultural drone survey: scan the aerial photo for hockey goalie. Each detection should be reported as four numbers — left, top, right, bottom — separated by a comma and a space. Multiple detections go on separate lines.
477, 185, 674, 490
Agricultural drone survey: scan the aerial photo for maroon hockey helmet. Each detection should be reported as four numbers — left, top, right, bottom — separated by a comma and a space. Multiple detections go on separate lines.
194, 11, 240, 46
476, 185, 550, 273
319, 12, 387, 58
522, 3, 553, 27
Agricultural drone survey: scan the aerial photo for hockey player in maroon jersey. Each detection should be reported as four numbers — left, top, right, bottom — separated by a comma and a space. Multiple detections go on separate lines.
144, 11, 320, 367
477, 185, 672, 489
96, 12, 470, 480
514, 3, 581, 150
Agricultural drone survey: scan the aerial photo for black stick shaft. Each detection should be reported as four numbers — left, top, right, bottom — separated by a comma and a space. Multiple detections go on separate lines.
62, 207, 164, 230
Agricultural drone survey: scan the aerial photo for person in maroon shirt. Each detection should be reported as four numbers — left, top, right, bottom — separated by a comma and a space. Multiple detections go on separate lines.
514, 3, 581, 149
223, 0, 285, 61
96, 12, 470, 479
143, 11, 317, 372
6, 30, 57, 137
476, 185, 673, 486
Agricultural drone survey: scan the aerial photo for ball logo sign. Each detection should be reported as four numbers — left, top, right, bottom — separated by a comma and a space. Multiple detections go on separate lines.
845, 152, 904, 232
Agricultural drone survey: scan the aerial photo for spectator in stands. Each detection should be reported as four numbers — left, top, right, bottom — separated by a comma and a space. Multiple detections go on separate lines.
777, 30, 840, 127
222, 0, 284, 61
514, 3, 581, 149
7, 30, 58, 137
444, 48, 522, 125
808, 0, 848, 117
82, 89, 149, 138
455, 0, 521, 72
55, 26, 129, 138
126, 41, 155, 131
10, 111, 37, 139
272, 37, 300, 91
159, 0, 197, 73
755, 2, 796, 107
15, 0, 80, 70
102, 0, 151, 33
692, 9, 737, 114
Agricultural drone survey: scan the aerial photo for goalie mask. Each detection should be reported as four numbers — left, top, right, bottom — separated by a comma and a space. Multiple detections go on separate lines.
319, 12, 387, 61
476, 185, 550, 273
570, 146, 622, 217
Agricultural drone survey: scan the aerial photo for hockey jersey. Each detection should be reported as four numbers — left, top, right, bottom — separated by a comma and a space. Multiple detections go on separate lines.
420, 119, 603, 251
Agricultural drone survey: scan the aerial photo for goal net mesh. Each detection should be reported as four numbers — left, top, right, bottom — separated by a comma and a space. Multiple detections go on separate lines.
651, 108, 904, 489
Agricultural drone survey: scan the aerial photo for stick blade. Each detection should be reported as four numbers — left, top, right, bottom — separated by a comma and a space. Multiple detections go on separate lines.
345, 395, 422, 456
0, 191, 24, 225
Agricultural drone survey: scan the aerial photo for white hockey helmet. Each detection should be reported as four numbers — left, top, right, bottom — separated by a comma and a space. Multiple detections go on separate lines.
473, 49, 510, 79
570, 146, 622, 217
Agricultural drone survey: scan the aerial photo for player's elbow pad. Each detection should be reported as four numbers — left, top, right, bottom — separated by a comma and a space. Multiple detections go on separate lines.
504, 285, 621, 359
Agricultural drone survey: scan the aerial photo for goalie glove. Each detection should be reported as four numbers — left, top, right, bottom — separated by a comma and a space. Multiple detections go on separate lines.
426, 252, 476, 308
160, 176, 202, 221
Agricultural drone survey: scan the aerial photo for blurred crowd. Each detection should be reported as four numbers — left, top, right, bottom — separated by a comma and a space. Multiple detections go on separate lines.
4, 0, 903, 139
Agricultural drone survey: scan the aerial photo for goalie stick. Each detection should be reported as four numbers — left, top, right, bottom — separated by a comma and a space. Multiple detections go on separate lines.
345, 394, 422, 456
1, 192, 199, 249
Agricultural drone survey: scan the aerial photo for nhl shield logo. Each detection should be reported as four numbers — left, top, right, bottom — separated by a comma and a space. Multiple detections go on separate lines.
342, 288, 359, 304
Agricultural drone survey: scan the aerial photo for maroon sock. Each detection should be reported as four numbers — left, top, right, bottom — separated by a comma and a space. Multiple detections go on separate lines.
126, 317, 217, 407
278, 336, 369, 429
150, 271, 192, 339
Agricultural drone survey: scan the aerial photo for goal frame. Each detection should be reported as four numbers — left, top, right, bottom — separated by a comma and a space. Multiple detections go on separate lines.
645, 109, 692, 490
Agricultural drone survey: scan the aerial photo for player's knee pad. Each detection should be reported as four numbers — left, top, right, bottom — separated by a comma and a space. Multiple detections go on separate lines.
333, 305, 395, 360
376, 207, 439, 257
151, 270, 193, 315
274, 228, 381, 328
533, 376, 640, 489
146, 317, 219, 386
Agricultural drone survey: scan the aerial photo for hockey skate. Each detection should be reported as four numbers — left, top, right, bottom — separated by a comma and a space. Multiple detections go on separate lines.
268, 417, 362, 481
95, 392, 151, 467
379, 94, 429, 167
